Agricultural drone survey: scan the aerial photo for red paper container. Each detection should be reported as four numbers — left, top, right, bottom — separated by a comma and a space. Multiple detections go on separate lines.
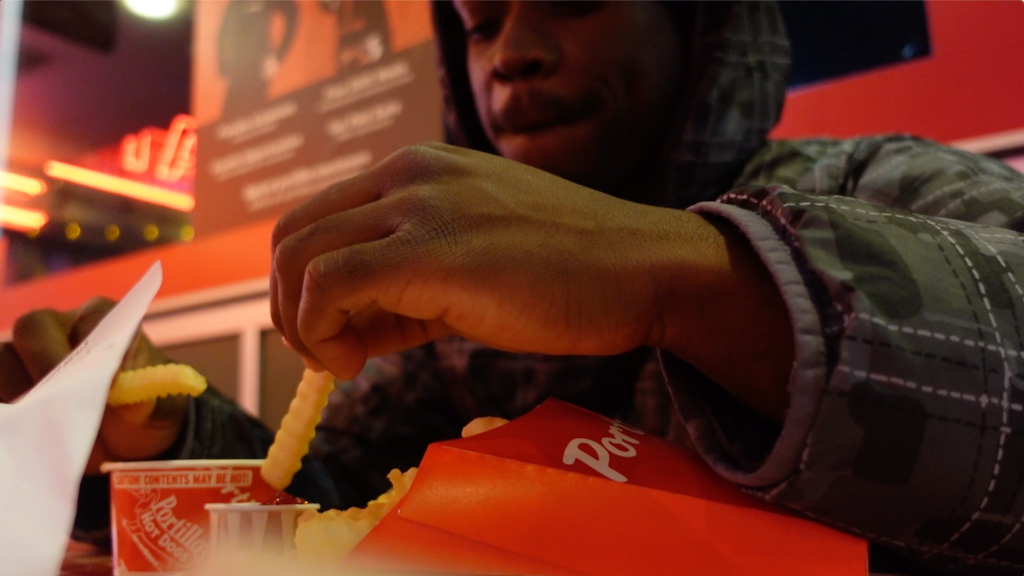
346, 400, 867, 576
99, 459, 277, 575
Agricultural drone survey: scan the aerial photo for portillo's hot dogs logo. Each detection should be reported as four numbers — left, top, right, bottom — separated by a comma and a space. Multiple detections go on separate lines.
122, 492, 208, 570
562, 416, 644, 482
108, 467, 261, 572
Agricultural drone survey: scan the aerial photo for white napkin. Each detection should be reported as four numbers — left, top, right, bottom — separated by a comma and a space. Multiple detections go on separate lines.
0, 262, 163, 576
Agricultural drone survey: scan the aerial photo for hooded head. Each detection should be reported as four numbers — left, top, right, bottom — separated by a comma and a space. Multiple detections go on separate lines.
432, 1, 791, 208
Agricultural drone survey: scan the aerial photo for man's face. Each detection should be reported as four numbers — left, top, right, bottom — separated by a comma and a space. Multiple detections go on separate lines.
453, 1, 683, 193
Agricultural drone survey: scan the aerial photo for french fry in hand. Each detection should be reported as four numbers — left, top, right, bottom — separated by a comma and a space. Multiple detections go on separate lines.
261, 369, 335, 491
107, 364, 207, 406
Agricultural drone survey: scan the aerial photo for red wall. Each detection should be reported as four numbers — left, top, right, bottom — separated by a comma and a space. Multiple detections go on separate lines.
772, 0, 1024, 143
0, 218, 277, 331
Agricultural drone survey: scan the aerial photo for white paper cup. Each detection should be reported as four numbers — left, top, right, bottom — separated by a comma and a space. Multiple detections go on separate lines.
205, 502, 321, 556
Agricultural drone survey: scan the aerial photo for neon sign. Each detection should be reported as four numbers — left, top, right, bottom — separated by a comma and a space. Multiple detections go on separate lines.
43, 161, 195, 212
121, 114, 197, 183
0, 171, 47, 196
0, 205, 48, 232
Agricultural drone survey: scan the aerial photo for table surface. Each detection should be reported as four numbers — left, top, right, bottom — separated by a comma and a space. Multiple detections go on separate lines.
59, 541, 909, 576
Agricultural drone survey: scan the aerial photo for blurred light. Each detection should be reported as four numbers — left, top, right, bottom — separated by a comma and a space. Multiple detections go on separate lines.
43, 160, 194, 212
180, 224, 194, 242
122, 0, 180, 20
120, 114, 197, 182
25, 228, 39, 239
0, 170, 46, 196
0, 205, 47, 232
65, 222, 81, 241
154, 115, 197, 181
104, 224, 120, 241
143, 224, 159, 242
120, 130, 152, 174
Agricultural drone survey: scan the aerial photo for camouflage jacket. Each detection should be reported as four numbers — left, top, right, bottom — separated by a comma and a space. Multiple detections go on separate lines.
78, 3, 1024, 575
689, 137, 1024, 576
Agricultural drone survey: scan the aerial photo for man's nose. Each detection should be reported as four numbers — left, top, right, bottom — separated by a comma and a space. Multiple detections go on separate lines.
492, 7, 559, 82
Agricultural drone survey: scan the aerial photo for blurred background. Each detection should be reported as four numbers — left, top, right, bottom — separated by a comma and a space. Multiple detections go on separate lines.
0, 0, 1022, 428
2, 0, 192, 283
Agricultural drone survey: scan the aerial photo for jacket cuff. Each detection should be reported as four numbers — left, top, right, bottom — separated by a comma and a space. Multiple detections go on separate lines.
661, 199, 828, 487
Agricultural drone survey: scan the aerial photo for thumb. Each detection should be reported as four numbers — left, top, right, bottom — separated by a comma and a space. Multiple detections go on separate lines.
95, 395, 189, 468
106, 392, 190, 429
108, 400, 157, 427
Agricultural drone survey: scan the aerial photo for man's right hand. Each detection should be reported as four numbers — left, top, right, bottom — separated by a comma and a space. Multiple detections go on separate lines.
269, 143, 794, 423
0, 298, 190, 475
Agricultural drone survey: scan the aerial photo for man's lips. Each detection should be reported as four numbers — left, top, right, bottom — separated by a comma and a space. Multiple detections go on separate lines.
489, 88, 602, 134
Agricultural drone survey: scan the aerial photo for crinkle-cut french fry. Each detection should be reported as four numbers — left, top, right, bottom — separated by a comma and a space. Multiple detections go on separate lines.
461, 416, 510, 438
295, 468, 418, 564
107, 364, 207, 406
261, 369, 335, 491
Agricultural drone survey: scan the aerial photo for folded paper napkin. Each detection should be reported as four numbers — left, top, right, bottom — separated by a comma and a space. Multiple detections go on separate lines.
0, 262, 163, 576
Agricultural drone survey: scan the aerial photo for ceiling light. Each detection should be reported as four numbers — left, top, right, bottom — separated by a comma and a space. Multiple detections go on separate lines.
122, 0, 180, 20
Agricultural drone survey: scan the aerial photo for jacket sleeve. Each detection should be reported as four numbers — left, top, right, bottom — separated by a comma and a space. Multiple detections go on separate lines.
668, 135, 1024, 575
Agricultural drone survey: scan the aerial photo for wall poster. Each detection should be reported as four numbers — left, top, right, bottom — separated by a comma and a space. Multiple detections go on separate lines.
192, 0, 442, 235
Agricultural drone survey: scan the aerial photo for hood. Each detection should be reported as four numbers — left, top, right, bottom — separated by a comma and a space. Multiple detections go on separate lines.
430, 1, 791, 209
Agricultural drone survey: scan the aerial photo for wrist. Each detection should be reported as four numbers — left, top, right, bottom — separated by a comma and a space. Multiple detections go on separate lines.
648, 209, 793, 423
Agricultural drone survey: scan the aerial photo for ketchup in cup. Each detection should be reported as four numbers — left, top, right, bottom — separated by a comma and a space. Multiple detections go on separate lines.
263, 492, 308, 505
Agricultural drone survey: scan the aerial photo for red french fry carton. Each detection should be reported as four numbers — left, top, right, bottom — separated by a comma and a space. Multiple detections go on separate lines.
100, 459, 278, 575
347, 399, 866, 575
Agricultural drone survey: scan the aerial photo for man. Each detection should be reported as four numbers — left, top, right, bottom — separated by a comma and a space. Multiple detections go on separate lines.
219, 0, 298, 115
4, 2, 1024, 574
